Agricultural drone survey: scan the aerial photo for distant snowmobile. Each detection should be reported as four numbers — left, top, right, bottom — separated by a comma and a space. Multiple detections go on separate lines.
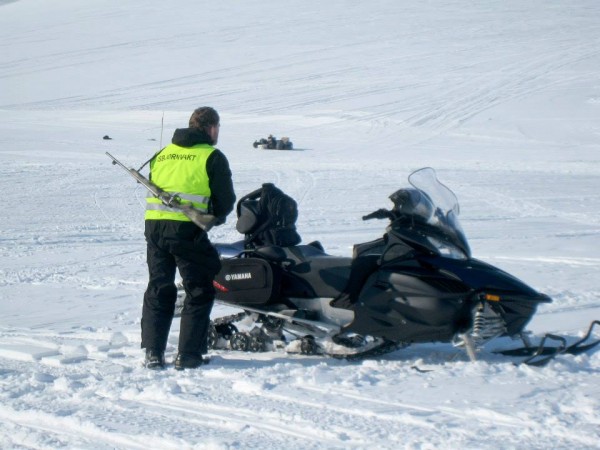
175, 168, 560, 361
253, 135, 293, 150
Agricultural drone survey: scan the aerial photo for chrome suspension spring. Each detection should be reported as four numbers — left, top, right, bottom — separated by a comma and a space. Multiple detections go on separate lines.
470, 303, 507, 347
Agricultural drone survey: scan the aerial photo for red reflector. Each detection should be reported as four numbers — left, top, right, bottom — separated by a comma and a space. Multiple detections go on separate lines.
213, 280, 228, 293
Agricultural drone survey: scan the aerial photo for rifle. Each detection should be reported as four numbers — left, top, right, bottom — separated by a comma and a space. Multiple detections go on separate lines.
105, 152, 217, 232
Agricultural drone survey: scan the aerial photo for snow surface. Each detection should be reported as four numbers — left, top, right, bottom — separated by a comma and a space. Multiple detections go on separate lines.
1, 0, 600, 448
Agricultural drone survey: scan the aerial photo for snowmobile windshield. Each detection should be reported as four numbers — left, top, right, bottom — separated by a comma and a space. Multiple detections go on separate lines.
403, 167, 471, 258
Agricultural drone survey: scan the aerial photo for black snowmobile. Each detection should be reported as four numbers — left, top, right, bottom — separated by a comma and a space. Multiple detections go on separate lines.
252, 135, 293, 150
177, 167, 553, 360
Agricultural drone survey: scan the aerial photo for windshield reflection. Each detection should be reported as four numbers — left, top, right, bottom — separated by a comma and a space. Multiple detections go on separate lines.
390, 168, 471, 258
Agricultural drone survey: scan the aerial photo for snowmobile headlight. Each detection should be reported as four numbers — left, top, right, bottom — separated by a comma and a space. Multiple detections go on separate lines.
426, 236, 467, 260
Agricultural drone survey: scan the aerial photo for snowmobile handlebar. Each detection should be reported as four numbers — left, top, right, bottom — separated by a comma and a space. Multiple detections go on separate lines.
362, 208, 396, 221
105, 152, 218, 232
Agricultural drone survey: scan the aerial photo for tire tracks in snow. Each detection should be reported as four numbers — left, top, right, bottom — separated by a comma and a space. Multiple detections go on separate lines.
400, 44, 600, 137
262, 383, 529, 429
469, 185, 600, 227
1, 327, 598, 449
131, 397, 350, 446
0, 405, 180, 450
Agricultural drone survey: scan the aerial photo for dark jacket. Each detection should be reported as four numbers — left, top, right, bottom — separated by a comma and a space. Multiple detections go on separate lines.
169, 127, 236, 222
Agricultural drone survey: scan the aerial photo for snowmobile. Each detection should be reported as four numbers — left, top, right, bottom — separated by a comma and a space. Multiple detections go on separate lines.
176, 167, 553, 360
252, 135, 293, 150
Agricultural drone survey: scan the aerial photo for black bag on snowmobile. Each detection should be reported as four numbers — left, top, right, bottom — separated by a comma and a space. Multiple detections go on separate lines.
214, 258, 279, 305
235, 183, 301, 248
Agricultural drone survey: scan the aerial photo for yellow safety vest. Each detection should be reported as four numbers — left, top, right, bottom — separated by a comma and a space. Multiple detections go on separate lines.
145, 143, 214, 222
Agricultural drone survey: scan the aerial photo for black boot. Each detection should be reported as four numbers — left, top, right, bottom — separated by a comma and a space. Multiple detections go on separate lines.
174, 353, 210, 370
144, 349, 165, 370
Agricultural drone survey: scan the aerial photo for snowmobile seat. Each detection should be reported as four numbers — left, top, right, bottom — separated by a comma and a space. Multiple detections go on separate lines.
253, 245, 288, 262
251, 242, 328, 263
252, 241, 335, 264
279, 246, 353, 298
245, 242, 352, 298
215, 240, 245, 258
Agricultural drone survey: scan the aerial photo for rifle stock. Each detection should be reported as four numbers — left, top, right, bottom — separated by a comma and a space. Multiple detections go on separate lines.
105, 152, 217, 231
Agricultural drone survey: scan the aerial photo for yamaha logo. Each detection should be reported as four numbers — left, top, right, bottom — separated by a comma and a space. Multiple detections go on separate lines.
225, 272, 252, 281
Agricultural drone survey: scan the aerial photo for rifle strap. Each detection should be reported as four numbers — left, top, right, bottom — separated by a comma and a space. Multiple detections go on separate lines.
137, 148, 164, 172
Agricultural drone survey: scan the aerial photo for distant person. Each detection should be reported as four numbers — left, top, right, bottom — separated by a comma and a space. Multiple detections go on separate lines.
142, 106, 235, 370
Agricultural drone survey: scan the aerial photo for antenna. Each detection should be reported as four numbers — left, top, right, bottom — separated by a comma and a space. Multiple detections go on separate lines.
159, 112, 164, 149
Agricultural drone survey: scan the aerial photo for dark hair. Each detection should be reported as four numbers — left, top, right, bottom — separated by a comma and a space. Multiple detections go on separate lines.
189, 106, 220, 130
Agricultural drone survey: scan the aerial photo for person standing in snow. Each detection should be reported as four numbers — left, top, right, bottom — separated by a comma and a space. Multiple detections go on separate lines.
142, 106, 235, 370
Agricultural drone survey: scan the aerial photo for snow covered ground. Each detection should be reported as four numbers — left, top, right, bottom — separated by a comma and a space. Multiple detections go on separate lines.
1, 0, 599, 448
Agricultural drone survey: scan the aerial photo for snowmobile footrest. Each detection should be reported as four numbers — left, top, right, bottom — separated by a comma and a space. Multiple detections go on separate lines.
328, 340, 402, 361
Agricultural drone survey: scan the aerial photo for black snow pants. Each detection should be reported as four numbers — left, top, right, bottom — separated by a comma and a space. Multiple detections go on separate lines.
141, 220, 221, 356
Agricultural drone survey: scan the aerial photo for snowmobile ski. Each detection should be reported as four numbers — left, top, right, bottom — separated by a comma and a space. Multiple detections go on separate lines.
495, 320, 600, 366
